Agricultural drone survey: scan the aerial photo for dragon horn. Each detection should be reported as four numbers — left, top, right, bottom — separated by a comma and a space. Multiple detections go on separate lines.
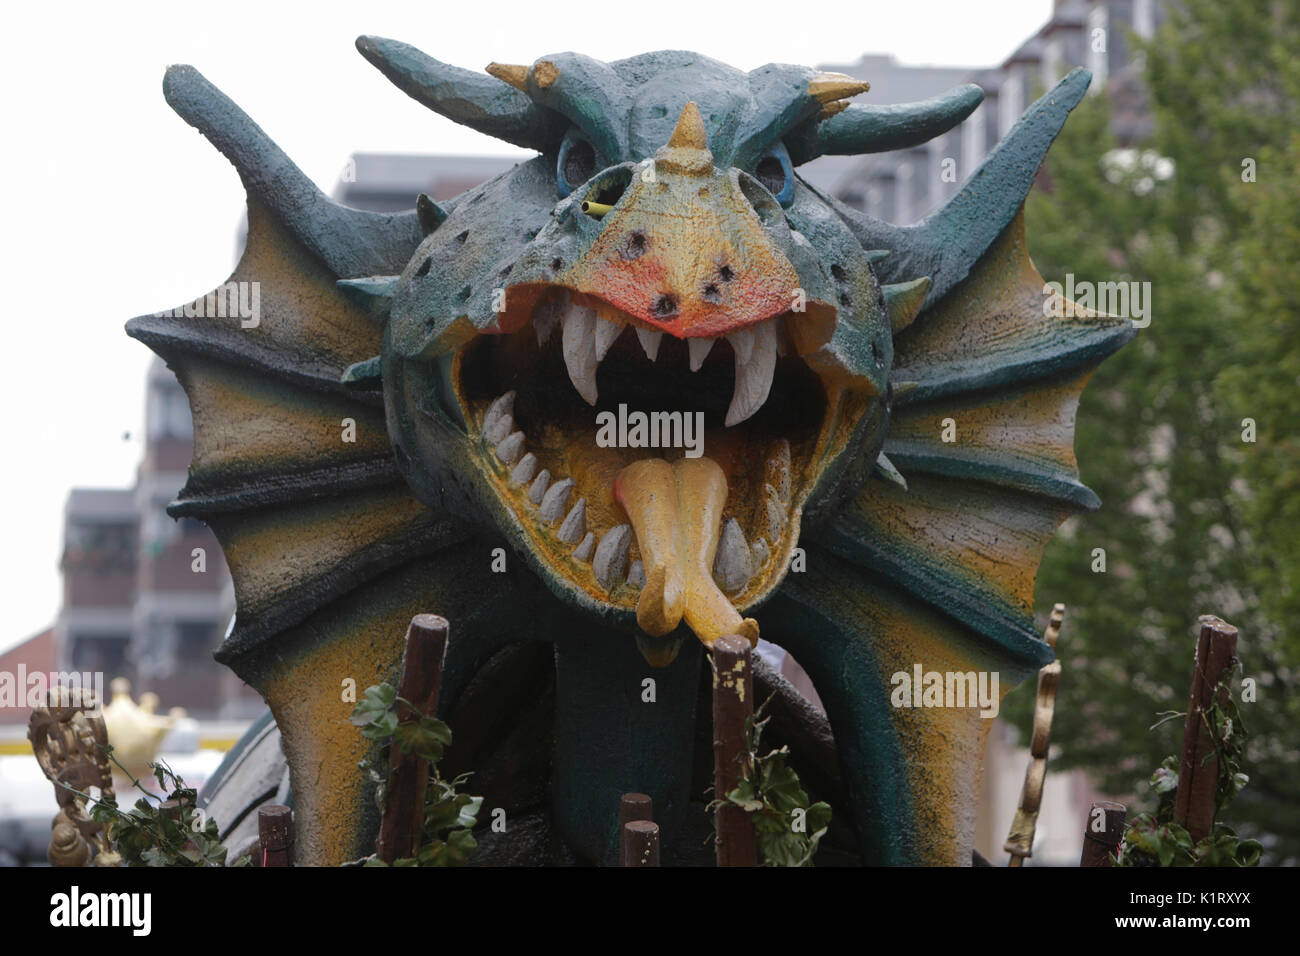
356, 36, 566, 153
787, 83, 985, 165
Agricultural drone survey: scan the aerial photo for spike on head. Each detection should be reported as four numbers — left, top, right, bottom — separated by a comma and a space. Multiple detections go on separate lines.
416, 193, 447, 237
486, 62, 528, 91
531, 59, 559, 89
668, 102, 708, 150
808, 72, 871, 105
818, 99, 851, 120
654, 102, 713, 175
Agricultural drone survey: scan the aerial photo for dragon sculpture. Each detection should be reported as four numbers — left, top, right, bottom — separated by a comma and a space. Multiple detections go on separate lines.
127, 36, 1132, 866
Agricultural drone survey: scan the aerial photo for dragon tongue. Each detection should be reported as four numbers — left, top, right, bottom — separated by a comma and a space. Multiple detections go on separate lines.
614, 457, 760, 648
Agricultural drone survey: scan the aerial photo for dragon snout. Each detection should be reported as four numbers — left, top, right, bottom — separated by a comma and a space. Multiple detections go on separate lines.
563, 104, 808, 340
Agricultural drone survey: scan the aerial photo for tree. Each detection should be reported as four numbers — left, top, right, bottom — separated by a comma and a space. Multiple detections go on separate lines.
1004, 0, 1300, 863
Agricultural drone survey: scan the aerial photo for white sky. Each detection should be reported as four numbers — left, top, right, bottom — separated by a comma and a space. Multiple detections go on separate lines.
0, 0, 1051, 653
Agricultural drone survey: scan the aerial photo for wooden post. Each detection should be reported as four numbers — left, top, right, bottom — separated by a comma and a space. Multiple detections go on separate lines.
376, 614, 450, 863
712, 635, 757, 867
621, 821, 660, 867
620, 792, 654, 865
258, 804, 294, 867
1079, 801, 1126, 867
620, 792, 653, 827
1006, 604, 1065, 866
1172, 615, 1238, 843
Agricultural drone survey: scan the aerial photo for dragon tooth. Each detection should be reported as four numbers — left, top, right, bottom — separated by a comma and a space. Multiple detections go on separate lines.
592, 524, 633, 589
561, 301, 599, 404
573, 531, 596, 561
725, 319, 777, 426
627, 559, 646, 590
751, 537, 770, 570
528, 469, 551, 505
635, 327, 663, 361
495, 430, 526, 465
712, 517, 754, 594
688, 336, 716, 371
509, 452, 538, 485
482, 391, 515, 441
728, 327, 755, 365
539, 477, 575, 523
767, 438, 792, 502
762, 483, 787, 539
485, 411, 514, 445
593, 309, 626, 360
557, 497, 586, 543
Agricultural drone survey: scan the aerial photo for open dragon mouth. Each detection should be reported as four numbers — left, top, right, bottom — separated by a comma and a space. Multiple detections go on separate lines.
450, 287, 841, 652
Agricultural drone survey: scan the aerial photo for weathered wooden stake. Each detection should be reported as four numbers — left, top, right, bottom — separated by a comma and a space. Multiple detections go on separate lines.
258, 804, 294, 867
376, 614, 450, 863
1172, 615, 1238, 843
620, 792, 653, 827
712, 634, 757, 867
619, 792, 655, 865
1079, 801, 1126, 867
1006, 603, 1065, 866
621, 820, 660, 867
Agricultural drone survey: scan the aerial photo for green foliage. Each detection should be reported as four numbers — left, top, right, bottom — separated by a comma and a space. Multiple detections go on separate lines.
349, 682, 482, 867
716, 698, 831, 866
1116, 668, 1262, 867
1006, 0, 1300, 863
68, 748, 245, 867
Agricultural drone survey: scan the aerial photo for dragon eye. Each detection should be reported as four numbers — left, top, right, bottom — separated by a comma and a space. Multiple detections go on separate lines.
753, 142, 795, 207
557, 136, 598, 198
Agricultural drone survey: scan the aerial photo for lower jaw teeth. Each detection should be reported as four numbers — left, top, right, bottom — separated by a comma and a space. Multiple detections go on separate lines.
480, 388, 788, 631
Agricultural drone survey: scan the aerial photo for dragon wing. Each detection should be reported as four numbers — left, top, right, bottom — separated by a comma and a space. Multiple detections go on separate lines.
776, 70, 1134, 864
127, 66, 539, 864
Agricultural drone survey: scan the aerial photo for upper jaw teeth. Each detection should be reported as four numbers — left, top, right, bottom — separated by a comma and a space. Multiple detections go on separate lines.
545, 298, 780, 426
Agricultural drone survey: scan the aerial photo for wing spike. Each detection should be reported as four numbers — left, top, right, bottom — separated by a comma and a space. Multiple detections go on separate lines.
874, 452, 908, 490
341, 355, 383, 388
416, 193, 448, 236
883, 277, 931, 334
337, 276, 399, 322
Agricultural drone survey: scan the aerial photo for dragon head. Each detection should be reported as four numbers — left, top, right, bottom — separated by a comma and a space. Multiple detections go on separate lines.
344, 40, 979, 663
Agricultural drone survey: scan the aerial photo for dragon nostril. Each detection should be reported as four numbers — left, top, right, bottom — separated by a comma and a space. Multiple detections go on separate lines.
550, 257, 564, 273
652, 295, 679, 318
831, 263, 847, 283
702, 283, 722, 303
622, 232, 647, 260
718, 264, 735, 283
415, 258, 432, 278
455, 230, 469, 244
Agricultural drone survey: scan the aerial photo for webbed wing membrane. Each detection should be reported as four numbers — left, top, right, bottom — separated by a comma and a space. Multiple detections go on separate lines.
132, 197, 466, 655
125, 68, 512, 863
831, 207, 1131, 652
777, 70, 1133, 864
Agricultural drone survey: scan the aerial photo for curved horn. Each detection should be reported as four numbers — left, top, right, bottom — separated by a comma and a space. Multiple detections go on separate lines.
787, 83, 985, 165
356, 36, 566, 152
522, 53, 632, 160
